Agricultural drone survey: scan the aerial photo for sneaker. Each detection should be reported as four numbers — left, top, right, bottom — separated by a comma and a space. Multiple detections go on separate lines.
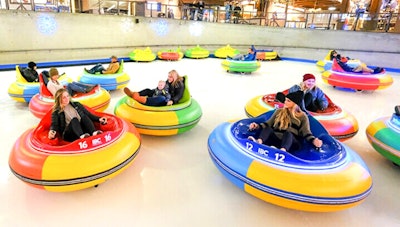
395, 106, 400, 116
85, 85, 97, 93
373, 67, 382, 74
133, 93, 147, 104
93, 130, 103, 136
123, 87, 133, 97
80, 133, 90, 139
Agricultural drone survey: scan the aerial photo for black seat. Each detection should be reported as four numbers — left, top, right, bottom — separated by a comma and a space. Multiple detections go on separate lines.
41, 70, 49, 86
19, 66, 29, 82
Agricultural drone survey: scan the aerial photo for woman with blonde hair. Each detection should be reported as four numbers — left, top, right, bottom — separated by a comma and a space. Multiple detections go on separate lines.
248, 91, 322, 152
48, 88, 107, 142
124, 69, 185, 106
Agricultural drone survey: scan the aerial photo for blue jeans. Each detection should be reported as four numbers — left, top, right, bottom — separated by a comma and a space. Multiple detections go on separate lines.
139, 88, 168, 106
230, 54, 245, 60
67, 82, 91, 95
87, 63, 105, 74
146, 96, 167, 106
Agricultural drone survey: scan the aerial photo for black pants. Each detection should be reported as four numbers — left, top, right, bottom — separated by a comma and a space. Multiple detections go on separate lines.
63, 116, 96, 142
258, 125, 300, 152
304, 93, 320, 112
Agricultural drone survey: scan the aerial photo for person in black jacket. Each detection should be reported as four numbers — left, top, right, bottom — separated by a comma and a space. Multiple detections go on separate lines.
233, 2, 241, 24
22, 61, 39, 82
123, 69, 185, 106
247, 91, 323, 152
48, 88, 107, 142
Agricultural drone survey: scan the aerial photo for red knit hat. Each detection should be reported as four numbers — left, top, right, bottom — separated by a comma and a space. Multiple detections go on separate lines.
303, 73, 315, 82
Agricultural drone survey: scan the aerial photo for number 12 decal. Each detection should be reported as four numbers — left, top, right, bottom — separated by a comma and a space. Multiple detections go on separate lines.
275, 153, 285, 162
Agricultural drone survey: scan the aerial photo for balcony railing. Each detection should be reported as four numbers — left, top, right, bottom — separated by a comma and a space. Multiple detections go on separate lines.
2, 0, 399, 33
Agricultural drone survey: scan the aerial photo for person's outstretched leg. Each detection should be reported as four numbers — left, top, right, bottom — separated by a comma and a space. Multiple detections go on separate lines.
80, 115, 96, 135
68, 82, 86, 94
229, 54, 243, 60
85, 64, 99, 74
93, 64, 105, 74
63, 118, 85, 141
304, 93, 318, 112
123, 87, 134, 97
86, 64, 104, 74
123, 87, 148, 104
258, 125, 281, 148
146, 96, 167, 106
280, 131, 296, 152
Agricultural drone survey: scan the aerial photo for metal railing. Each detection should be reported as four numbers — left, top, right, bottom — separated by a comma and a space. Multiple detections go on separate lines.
2, 0, 399, 33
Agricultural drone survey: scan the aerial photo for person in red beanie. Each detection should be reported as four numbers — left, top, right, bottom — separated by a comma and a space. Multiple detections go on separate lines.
287, 73, 328, 112
248, 90, 323, 152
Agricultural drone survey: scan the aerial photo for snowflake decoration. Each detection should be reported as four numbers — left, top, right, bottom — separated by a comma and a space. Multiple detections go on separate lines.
152, 19, 169, 36
121, 18, 134, 33
189, 22, 203, 37
37, 14, 57, 35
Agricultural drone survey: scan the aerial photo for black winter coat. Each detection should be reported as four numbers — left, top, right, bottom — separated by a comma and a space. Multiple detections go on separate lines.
50, 102, 100, 136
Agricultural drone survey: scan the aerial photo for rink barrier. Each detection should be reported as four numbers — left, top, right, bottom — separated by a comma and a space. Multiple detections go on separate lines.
1, 56, 399, 73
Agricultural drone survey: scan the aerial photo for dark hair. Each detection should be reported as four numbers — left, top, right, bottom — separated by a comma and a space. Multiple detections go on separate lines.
28, 61, 37, 69
329, 50, 337, 60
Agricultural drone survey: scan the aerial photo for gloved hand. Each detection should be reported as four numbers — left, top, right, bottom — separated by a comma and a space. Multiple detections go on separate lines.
99, 117, 107, 125
48, 130, 56, 139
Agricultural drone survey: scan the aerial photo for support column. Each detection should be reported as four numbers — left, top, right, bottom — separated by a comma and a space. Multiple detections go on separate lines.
369, 0, 381, 13
365, 0, 381, 30
339, 0, 350, 13
394, 13, 400, 32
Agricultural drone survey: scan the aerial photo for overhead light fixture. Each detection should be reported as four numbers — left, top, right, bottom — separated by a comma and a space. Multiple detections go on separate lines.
328, 6, 336, 10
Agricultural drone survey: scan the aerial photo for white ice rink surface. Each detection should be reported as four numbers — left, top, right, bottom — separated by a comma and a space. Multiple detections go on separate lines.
1, 59, 399, 226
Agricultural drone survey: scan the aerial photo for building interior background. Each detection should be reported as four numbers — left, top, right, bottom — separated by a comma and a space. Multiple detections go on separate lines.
1, 0, 399, 32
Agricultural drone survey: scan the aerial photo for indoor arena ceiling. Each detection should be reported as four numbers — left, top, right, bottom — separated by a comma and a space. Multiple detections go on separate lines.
291, 0, 343, 10
181, 0, 343, 10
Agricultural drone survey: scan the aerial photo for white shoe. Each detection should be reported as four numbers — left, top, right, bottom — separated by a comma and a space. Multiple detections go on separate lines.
93, 130, 103, 136
80, 133, 90, 139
